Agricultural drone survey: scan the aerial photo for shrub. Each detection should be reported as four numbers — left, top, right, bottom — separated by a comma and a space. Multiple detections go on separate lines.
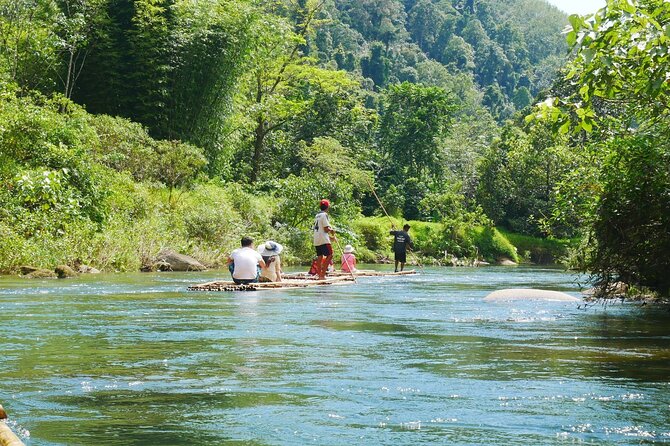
468, 226, 519, 263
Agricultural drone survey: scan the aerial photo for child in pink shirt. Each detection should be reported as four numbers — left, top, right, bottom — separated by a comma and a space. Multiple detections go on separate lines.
341, 245, 357, 273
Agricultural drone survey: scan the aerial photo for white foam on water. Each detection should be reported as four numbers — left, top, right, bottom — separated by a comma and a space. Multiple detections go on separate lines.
399, 421, 421, 430
6, 420, 30, 439
604, 425, 656, 438
569, 423, 593, 433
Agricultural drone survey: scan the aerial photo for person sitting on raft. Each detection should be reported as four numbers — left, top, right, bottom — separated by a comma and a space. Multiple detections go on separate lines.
227, 236, 265, 285
258, 240, 283, 283
341, 245, 357, 273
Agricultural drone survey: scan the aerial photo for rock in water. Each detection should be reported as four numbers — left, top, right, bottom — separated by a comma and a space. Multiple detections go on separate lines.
19, 266, 39, 276
77, 264, 101, 274
484, 289, 580, 302
155, 249, 206, 272
55, 265, 78, 279
25, 269, 57, 279
496, 258, 518, 266
0, 404, 7, 419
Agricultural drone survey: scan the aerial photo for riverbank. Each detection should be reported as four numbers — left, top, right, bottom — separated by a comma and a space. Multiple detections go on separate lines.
1, 210, 572, 277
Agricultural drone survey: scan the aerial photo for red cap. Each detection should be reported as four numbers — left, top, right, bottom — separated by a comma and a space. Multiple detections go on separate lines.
320, 199, 330, 207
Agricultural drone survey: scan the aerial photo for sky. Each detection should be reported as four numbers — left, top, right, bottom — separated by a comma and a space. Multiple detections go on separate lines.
545, 0, 607, 16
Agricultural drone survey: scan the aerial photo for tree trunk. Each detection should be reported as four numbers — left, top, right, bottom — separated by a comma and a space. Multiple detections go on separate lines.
250, 117, 265, 183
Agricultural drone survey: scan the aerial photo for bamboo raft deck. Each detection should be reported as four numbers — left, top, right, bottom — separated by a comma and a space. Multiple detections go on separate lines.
281, 270, 417, 281
188, 270, 417, 292
188, 276, 355, 292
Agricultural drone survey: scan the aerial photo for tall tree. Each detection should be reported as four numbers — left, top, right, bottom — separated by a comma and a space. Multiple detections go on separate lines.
541, 0, 670, 297
241, 0, 325, 183
378, 82, 456, 182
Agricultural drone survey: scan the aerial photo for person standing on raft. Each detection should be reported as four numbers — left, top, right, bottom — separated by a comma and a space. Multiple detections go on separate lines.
390, 224, 413, 272
313, 199, 337, 280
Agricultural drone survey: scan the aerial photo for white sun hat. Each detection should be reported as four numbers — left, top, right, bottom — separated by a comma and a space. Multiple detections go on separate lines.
343, 244, 355, 253
258, 241, 283, 256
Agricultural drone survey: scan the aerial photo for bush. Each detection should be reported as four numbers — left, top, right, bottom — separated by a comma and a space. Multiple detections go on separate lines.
501, 230, 573, 264
468, 226, 519, 263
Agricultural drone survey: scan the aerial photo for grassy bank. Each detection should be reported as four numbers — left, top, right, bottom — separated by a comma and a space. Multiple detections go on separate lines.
500, 230, 575, 265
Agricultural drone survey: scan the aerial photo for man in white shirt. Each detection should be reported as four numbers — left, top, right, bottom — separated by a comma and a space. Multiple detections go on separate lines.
313, 199, 336, 280
227, 236, 266, 285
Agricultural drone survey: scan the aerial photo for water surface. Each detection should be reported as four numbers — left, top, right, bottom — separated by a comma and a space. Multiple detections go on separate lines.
1, 266, 669, 445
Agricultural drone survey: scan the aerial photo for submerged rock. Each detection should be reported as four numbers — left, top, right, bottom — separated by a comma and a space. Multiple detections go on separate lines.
55, 265, 78, 279
24, 269, 57, 279
484, 288, 580, 302
153, 249, 206, 272
77, 264, 101, 274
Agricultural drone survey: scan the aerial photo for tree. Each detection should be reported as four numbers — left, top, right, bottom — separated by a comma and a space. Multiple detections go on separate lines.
378, 82, 457, 183
0, 0, 60, 91
239, 0, 326, 183
361, 41, 390, 88
54, 0, 107, 99
538, 0, 670, 297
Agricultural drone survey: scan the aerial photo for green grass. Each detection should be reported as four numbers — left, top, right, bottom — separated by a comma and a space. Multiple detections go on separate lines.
500, 230, 575, 264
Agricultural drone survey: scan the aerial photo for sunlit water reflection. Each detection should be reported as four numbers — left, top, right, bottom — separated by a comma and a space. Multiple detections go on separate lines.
1, 266, 669, 445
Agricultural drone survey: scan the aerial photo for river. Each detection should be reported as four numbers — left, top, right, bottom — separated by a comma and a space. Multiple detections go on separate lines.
1, 266, 669, 445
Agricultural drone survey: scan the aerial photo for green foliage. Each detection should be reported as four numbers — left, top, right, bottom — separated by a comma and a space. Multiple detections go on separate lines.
583, 133, 670, 296
500, 229, 573, 264
379, 82, 457, 182
273, 173, 359, 229
467, 226, 519, 263
536, 0, 670, 297
476, 122, 580, 237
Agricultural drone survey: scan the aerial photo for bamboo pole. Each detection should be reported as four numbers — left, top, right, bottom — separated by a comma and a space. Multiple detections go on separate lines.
364, 176, 426, 273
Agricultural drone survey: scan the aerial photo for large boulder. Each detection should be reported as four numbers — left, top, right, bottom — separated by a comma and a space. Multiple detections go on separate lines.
154, 249, 206, 272
77, 264, 101, 274
55, 265, 78, 279
496, 258, 518, 266
19, 266, 39, 276
24, 269, 57, 279
484, 288, 580, 302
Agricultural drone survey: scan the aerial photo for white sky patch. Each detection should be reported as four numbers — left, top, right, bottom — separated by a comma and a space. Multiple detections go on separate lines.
545, 0, 607, 16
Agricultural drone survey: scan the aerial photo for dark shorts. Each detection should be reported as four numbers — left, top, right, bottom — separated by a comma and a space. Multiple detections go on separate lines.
394, 251, 407, 263
315, 244, 333, 257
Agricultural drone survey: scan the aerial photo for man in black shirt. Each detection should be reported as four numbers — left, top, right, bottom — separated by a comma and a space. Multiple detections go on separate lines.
390, 224, 413, 272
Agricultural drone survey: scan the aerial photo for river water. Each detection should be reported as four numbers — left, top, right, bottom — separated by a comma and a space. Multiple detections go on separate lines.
1, 266, 669, 445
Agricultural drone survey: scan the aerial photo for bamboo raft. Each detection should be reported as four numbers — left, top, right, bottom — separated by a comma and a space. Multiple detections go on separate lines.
282, 270, 417, 280
188, 270, 417, 292
188, 276, 355, 292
